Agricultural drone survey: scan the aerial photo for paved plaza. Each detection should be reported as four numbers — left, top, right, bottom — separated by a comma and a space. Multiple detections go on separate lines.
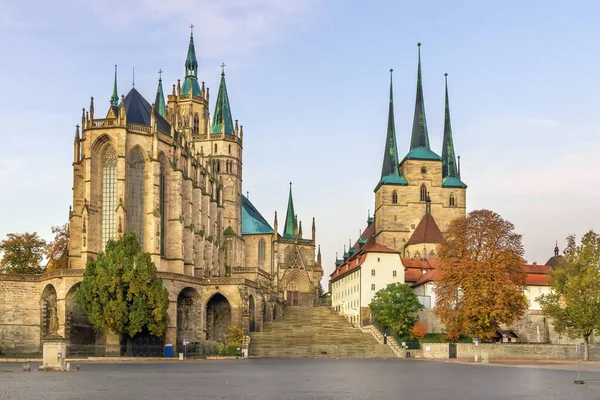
1, 359, 600, 400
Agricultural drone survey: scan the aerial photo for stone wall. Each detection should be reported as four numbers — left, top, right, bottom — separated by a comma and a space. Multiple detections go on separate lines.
0, 280, 41, 347
420, 343, 580, 360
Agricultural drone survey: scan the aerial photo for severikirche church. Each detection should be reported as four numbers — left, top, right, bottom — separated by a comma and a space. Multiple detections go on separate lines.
0, 29, 323, 350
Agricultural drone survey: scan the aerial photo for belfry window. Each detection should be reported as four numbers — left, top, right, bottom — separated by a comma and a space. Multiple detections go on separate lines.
258, 239, 266, 262
159, 155, 168, 257
101, 146, 117, 250
449, 193, 455, 207
193, 114, 199, 136
420, 184, 427, 202
392, 190, 398, 204
127, 148, 145, 245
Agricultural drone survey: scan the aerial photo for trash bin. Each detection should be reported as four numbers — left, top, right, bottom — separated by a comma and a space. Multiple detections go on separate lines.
164, 344, 174, 357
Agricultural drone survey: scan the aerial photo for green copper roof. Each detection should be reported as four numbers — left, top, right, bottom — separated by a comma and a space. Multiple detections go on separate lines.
155, 76, 166, 119
403, 147, 442, 162
442, 176, 467, 188
181, 32, 201, 96
283, 183, 296, 238
442, 73, 459, 180
359, 237, 367, 244
211, 70, 234, 135
376, 69, 408, 192
241, 195, 274, 235
110, 65, 119, 107
409, 43, 431, 151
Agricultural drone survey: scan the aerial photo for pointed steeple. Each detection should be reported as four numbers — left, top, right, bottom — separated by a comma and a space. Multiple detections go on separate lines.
375, 69, 407, 191
211, 64, 234, 135
410, 43, 430, 150
155, 69, 166, 118
283, 182, 296, 238
110, 65, 119, 107
442, 73, 458, 179
181, 26, 201, 96
299, 220, 303, 239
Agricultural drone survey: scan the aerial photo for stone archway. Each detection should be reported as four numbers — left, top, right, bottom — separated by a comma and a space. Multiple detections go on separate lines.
40, 284, 57, 339
65, 283, 95, 349
248, 294, 256, 332
177, 287, 202, 351
205, 293, 231, 342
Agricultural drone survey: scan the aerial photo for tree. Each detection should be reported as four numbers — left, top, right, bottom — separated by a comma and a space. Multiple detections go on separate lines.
435, 209, 528, 341
0, 232, 46, 274
45, 224, 69, 272
369, 283, 422, 337
538, 231, 600, 361
410, 320, 428, 340
318, 282, 325, 297
75, 233, 169, 339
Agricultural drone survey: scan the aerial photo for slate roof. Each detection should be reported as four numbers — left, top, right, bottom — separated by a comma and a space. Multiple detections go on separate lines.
123, 88, 171, 134
407, 213, 444, 245
241, 195, 273, 235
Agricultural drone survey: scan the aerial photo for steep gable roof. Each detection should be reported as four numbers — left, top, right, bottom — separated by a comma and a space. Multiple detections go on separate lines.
407, 213, 444, 245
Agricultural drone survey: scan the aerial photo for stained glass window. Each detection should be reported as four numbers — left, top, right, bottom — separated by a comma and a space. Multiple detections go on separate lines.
128, 148, 145, 245
101, 146, 117, 250
258, 239, 266, 262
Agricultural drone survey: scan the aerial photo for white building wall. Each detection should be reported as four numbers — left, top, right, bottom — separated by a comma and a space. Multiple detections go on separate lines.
331, 268, 361, 322
525, 285, 552, 311
412, 281, 436, 309
359, 252, 404, 308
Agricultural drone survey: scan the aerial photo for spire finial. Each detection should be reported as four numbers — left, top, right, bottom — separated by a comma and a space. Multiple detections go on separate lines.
554, 240, 560, 257
158, 69, 163, 82
221, 62, 226, 76
190, 24, 195, 37
132, 66, 135, 88
246, 191, 249, 199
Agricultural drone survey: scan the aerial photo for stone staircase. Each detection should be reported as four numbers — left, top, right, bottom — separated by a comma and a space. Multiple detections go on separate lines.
249, 307, 396, 358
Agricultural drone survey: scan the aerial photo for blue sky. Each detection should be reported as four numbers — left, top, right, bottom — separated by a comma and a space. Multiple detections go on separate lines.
1, 0, 599, 281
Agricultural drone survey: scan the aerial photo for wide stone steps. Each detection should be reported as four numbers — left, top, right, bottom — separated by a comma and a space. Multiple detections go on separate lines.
249, 307, 395, 358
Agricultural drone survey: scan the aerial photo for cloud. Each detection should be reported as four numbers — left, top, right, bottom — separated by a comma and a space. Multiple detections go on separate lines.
83, 0, 319, 56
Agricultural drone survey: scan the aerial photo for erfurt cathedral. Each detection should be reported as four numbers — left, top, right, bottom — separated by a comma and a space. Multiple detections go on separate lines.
0, 29, 322, 351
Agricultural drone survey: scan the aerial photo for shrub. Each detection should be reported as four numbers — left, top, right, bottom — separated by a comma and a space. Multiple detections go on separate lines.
410, 321, 428, 339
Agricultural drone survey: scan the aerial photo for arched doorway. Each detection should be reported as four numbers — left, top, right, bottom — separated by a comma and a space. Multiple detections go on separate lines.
287, 282, 299, 306
205, 293, 231, 342
65, 283, 95, 351
40, 284, 57, 339
248, 294, 255, 332
177, 287, 202, 351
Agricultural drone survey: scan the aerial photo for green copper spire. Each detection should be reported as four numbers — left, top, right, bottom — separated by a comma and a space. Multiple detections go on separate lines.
185, 25, 198, 78
210, 64, 234, 135
410, 43, 430, 150
442, 73, 457, 179
283, 182, 296, 238
376, 69, 407, 191
155, 69, 166, 118
181, 26, 202, 96
110, 65, 119, 107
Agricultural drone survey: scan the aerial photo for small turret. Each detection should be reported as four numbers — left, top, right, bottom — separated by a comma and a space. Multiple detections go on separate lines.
155, 69, 167, 118
554, 240, 560, 257
317, 245, 322, 265
294, 214, 299, 238
312, 217, 316, 243
110, 65, 119, 107
89, 96, 95, 121
73, 125, 80, 163
273, 211, 278, 235
81, 108, 85, 130
283, 182, 296, 238
298, 220, 303, 239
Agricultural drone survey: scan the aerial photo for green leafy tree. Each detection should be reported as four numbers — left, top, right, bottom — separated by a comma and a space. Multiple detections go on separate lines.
0, 232, 46, 274
75, 233, 169, 338
538, 231, 600, 361
369, 283, 422, 337
435, 209, 528, 341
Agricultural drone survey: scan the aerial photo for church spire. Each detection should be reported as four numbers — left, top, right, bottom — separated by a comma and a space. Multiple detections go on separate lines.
375, 69, 407, 191
283, 182, 296, 238
410, 43, 430, 150
110, 65, 119, 107
211, 64, 234, 135
155, 69, 166, 118
185, 25, 198, 78
442, 73, 458, 179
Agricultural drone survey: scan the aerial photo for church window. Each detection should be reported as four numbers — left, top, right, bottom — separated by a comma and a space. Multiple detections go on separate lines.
214, 144, 217, 153
159, 155, 168, 257
127, 148, 145, 245
101, 145, 117, 250
228, 144, 231, 154
420, 184, 427, 202
449, 193, 456, 207
193, 114, 199, 136
258, 239, 266, 262
392, 190, 398, 204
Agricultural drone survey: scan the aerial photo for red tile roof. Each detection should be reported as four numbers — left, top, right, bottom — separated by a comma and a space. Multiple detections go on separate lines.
407, 214, 444, 245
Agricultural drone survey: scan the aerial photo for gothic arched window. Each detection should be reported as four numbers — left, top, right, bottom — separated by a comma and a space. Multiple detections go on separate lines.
420, 184, 427, 202
101, 145, 117, 250
193, 114, 199, 136
449, 193, 455, 207
127, 148, 145, 245
159, 154, 168, 257
392, 190, 398, 204
258, 239, 266, 263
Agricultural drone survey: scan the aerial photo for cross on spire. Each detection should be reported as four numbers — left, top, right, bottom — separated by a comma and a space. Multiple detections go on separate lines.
221, 62, 226, 75
190, 24, 195, 36
158, 69, 163, 81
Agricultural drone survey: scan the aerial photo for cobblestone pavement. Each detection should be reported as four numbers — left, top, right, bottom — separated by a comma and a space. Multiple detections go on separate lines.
1, 359, 600, 400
